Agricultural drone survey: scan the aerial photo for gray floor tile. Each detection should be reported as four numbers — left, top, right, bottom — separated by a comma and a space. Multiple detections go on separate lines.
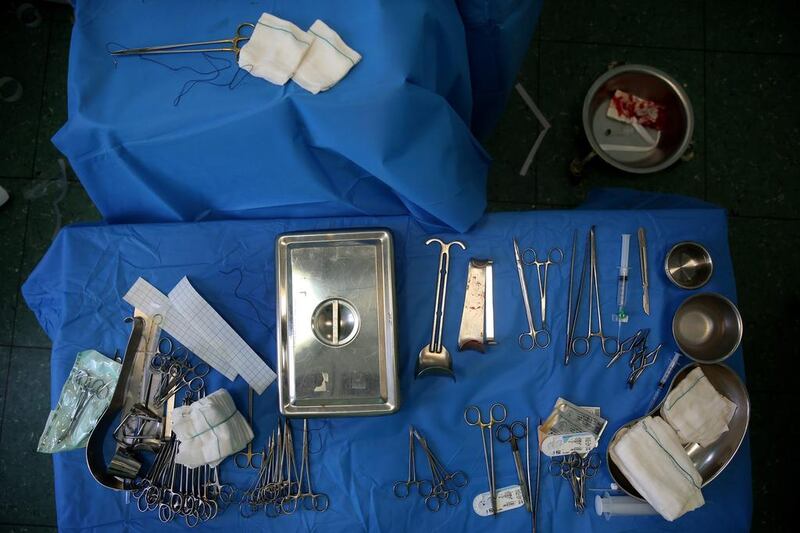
484, 41, 540, 204
486, 201, 535, 212
540, 0, 704, 50
0, 526, 57, 533
728, 217, 800, 393
34, 6, 75, 181
14, 182, 100, 348
748, 392, 793, 532
0, 346, 10, 427
536, 41, 705, 206
706, 52, 800, 219
706, 0, 800, 54
0, 347, 54, 526
0, 180, 29, 345
0, 2, 50, 177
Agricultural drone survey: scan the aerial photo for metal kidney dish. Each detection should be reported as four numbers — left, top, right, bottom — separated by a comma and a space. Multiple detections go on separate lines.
607, 363, 750, 500
276, 229, 399, 417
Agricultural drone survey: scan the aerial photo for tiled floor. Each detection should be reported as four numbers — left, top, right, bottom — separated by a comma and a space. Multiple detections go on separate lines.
0, 1, 796, 530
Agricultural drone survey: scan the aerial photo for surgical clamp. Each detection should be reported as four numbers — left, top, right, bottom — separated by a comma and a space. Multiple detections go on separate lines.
521, 246, 563, 327
110, 23, 255, 58
464, 403, 507, 517
496, 421, 532, 512
514, 239, 551, 350
571, 227, 619, 358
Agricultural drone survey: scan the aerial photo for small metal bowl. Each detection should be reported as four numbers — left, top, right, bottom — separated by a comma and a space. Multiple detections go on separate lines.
582, 64, 693, 173
665, 241, 713, 289
673, 293, 742, 364
608, 363, 750, 500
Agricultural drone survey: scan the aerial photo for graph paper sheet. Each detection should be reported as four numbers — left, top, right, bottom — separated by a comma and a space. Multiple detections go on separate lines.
123, 278, 238, 381
168, 277, 276, 394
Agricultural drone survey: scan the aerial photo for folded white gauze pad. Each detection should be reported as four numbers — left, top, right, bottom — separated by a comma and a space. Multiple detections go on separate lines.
238, 13, 312, 85
172, 389, 253, 468
293, 20, 362, 94
609, 416, 704, 521
661, 366, 737, 447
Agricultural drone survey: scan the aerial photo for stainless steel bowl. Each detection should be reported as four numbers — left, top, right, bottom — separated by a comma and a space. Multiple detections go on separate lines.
608, 363, 750, 500
582, 64, 693, 173
665, 241, 713, 289
673, 293, 742, 363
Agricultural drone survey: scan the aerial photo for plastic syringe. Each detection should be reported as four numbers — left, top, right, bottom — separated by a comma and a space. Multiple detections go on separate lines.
644, 352, 683, 414
613, 234, 631, 323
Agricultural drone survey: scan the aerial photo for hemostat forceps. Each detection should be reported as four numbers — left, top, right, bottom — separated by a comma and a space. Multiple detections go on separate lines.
514, 239, 551, 349
110, 23, 255, 58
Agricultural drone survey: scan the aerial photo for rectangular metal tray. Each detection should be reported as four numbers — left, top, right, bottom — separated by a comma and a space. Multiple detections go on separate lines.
276, 229, 399, 417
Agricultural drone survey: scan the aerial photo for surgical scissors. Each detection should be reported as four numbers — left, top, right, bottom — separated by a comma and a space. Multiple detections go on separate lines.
464, 403, 507, 516
521, 246, 564, 327
571, 227, 619, 358
110, 23, 255, 58
514, 239, 551, 350
495, 421, 532, 512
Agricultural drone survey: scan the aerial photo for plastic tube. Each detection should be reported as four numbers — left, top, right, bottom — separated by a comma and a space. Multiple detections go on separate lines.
595, 493, 658, 519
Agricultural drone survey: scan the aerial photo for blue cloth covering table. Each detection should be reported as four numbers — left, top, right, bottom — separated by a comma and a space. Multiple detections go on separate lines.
23, 200, 751, 532
53, 0, 542, 232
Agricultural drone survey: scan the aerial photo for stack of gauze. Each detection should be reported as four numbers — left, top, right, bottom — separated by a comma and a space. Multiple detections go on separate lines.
238, 13, 361, 93
172, 389, 254, 468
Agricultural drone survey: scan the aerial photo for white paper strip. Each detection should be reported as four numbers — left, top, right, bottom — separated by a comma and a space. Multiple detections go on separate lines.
124, 278, 238, 380
168, 277, 276, 394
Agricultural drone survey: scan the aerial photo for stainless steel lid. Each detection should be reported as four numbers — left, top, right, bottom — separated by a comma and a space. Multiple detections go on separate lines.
276, 229, 399, 417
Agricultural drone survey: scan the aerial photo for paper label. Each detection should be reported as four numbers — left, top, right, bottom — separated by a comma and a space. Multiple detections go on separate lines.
541, 432, 598, 457
472, 485, 526, 516
543, 398, 607, 438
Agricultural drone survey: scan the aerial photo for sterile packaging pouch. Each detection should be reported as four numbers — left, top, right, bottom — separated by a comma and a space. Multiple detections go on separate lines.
37, 349, 121, 453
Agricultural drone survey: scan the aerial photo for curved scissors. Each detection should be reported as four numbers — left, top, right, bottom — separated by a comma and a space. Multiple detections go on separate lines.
110, 22, 256, 59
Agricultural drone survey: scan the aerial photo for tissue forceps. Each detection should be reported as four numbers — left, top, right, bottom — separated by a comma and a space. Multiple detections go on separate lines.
464, 403, 507, 517
110, 23, 255, 58
521, 246, 564, 327
514, 239, 551, 350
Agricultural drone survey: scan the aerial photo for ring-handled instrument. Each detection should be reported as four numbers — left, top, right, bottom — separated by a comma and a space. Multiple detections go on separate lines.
416, 238, 466, 379
393, 426, 423, 498
153, 360, 209, 407
109, 23, 255, 58
570, 226, 619, 358
513, 239, 551, 350
464, 403, 507, 517
495, 421, 532, 512
521, 246, 564, 328
234, 387, 263, 469
564, 229, 578, 365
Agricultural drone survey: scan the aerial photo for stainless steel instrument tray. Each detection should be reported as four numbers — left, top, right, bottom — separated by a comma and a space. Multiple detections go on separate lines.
276, 229, 399, 417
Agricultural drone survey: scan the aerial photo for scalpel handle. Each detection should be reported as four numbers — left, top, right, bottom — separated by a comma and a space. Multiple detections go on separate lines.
638, 228, 650, 315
